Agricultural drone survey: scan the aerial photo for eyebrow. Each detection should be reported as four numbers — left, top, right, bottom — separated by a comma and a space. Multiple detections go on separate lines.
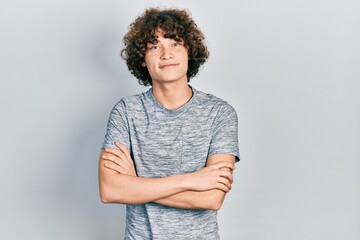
147, 37, 180, 45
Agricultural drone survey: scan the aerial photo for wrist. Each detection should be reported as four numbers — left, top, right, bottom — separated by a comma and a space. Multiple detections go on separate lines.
179, 172, 194, 191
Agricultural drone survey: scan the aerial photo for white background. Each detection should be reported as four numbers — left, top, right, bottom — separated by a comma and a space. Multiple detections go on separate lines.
1, 0, 359, 239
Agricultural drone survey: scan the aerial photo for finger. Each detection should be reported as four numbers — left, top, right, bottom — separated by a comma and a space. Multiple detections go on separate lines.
115, 142, 135, 170
115, 142, 132, 161
210, 161, 235, 170
101, 152, 121, 165
103, 154, 133, 174
220, 166, 234, 172
106, 150, 130, 168
104, 148, 133, 166
223, 162, 235, 170
216, 182, 230, 193
220, 167, 234, 176
105, 147, 127, 160
217, 176, 232, 190
229, 174, 234, 184
218, 170, 234, 183
220, 172, 233, 184
104, 162, 128, 174
102, 153, 131, 170
219, 174, 231, 188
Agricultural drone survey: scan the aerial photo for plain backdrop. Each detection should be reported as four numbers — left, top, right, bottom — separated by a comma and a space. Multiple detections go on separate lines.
1, 0, 359, 239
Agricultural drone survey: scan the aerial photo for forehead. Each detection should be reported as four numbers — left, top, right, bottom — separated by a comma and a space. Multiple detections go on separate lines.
153, 28, 167, 39
145, 28, 165, 45
149, 27, 183, 43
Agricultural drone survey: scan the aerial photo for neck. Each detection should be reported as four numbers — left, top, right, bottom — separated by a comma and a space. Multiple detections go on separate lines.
152, 81, 193, 110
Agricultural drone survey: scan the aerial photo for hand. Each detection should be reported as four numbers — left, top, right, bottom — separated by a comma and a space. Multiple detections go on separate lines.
187, 161, 235, 193
101, 142, 137, 176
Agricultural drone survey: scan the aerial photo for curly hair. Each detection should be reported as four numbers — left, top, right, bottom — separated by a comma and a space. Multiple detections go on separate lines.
121, 7, 209, 86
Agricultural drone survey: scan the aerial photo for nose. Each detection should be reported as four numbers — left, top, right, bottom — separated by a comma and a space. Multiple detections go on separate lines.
160, 47, 173, 60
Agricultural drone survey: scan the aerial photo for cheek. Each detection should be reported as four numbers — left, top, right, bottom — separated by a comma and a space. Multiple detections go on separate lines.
183, 54, 189, 66
183, 51, 189, 62
143, 52, 156, 65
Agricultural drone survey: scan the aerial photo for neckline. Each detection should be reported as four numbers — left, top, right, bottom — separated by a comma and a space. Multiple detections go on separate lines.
146, 86, 197, 116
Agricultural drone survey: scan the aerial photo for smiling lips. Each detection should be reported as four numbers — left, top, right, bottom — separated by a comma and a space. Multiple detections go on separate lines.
159, 63, 179, 69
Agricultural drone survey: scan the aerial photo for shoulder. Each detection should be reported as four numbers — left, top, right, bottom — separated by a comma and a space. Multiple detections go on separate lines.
193, 89, 237, 115
111, 89, 150, 112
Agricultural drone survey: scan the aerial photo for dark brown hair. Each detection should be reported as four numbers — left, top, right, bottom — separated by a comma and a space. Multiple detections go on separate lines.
121, 7, 209, 86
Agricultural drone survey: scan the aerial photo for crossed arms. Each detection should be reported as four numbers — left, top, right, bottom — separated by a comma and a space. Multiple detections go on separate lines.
98, 142, 235, 211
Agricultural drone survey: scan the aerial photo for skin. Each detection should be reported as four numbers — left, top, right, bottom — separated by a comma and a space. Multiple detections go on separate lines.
99, 143, 235, 210
98, 29, 236, 210
142, 29, 192, 110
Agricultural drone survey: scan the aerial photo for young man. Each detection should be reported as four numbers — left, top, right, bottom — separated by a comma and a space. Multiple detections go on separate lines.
98, 7, 240, 239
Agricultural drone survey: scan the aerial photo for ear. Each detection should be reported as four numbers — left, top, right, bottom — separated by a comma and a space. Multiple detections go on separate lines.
141, 61, 146, 67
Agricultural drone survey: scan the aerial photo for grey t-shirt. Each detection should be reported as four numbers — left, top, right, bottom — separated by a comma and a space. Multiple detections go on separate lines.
102, 87, 240, 240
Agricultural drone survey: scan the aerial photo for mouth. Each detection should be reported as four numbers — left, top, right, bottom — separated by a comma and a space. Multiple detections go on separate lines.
159, 63, 179, 69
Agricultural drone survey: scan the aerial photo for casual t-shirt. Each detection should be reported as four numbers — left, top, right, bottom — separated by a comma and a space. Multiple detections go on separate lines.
102, 87, 240, 240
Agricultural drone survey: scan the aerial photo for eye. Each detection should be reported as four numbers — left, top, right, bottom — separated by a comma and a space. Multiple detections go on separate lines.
172, 42, 182, 47
148, 45, 160, 51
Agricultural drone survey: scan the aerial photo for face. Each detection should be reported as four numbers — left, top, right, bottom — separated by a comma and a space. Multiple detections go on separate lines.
142, 29, 189, 86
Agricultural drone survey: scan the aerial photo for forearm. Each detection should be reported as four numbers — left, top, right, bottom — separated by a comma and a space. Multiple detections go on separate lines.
99, 165, 189, 204
154, 154, 236, 210
99, 149, 234, 206
154, 189, 226, 210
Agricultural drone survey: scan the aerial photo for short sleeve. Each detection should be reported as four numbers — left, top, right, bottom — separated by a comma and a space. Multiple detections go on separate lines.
208, 104, 240, 162
102, 100, 131, 150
